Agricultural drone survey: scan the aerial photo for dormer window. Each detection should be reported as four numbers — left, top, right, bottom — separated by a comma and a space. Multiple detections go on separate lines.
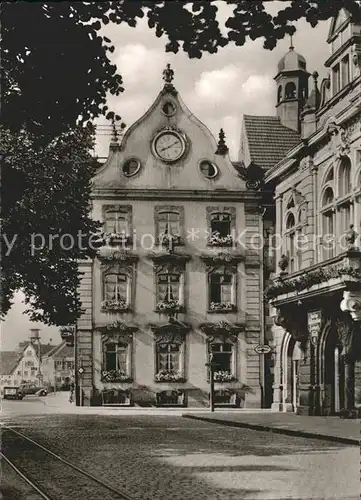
341, 55, 350, 86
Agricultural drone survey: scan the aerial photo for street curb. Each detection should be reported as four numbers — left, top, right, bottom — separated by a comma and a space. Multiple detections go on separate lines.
182, 414, 359, 446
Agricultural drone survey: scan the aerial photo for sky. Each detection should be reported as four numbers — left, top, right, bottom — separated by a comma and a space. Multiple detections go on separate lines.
1, 2, 331, 351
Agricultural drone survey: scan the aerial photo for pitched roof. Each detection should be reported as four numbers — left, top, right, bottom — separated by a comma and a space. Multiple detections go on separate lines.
43, 341, 74, 359
18, 341, 57, 357
0, 351, 21, 376
243, 115, 301, 171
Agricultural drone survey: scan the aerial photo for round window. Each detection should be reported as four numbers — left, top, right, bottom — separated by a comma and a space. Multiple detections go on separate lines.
122, 158, 141, 177
199, 161, 218, 179
161, 101, 176, 117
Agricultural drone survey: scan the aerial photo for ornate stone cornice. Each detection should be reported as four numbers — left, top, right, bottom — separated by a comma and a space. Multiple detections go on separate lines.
97, 247, 138, 263
98, 321, 138, 335
199, 321, 243, 343
148, 319, 191, 343
200, 251, 244, 269
91, 189, 261, 202
148, 251, 191, 268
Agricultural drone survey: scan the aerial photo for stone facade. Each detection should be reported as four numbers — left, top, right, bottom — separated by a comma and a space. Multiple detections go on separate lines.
75, 70, 265, 408
263, 9, 361, 417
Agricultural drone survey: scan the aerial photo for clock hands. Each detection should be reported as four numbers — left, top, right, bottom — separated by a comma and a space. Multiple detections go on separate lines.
159, 141, 180, 153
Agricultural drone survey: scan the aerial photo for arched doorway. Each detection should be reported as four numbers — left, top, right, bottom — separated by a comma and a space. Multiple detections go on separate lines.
322, 326, 344, 415
283, 335, 303, 412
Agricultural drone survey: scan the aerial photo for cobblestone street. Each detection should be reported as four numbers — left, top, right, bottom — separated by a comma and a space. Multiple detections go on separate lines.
1, 401, 359, 500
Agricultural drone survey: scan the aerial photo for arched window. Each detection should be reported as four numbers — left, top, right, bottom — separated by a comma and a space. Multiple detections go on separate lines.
322, 187, 334, 206
277, 86, 282, 103
321, 187, 335, 260
338, 157, 351, 197
338, 157, 352, 240
285, 82, 296, 99
285, 212, 296, 273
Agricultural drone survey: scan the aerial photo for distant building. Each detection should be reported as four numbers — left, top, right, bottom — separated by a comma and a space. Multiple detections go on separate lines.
42, 342, 74, 389
0, 341, 55, 392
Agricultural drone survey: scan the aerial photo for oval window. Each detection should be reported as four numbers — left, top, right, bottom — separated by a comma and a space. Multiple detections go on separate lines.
161, 101, 176, 117
199, 161, 218, 179
122, 159, 140, 177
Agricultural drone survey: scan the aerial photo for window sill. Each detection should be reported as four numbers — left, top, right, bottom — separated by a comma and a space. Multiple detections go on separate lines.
207, 308, 237, 314
154, 378, 186, 383
155, 306, 185, 314
207, 242, 234, 248
101, 378, 133, 383
101, 307, 131, 314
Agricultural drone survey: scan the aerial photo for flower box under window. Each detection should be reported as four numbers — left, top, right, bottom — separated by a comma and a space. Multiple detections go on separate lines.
101, 388, 132, 406
101, 299, 129, 313
104, 233, 132, 246
209, 301, 236, 313
156, 390, 185, 407
154, 369, 186, 383
156, 300, 183, 313
158, 233, 182, 248
208, 232, 234, 247
101, 370, 132, 383
213, 370, 236, 382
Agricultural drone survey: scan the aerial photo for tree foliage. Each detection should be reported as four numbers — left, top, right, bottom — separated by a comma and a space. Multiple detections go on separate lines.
3, 1, 361, 138
1, 125, 101, 324
1, 0, 360, 325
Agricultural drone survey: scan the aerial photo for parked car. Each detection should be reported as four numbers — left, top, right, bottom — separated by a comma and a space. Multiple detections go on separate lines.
16, 383, 47, 398
3, 386, 23, 400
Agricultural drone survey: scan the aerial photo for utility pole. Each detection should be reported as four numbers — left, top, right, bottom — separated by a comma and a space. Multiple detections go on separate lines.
206, 354, 219, 413
30, 328, 42, 387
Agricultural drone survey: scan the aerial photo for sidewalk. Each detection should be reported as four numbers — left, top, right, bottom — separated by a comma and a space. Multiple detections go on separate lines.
182, 412, 360, 445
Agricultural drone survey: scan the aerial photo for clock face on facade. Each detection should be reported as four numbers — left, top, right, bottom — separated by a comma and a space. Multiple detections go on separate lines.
152, 131, 186, 163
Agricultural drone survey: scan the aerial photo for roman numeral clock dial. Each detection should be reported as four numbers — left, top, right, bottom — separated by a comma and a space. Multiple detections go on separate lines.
152, 130, 187, 163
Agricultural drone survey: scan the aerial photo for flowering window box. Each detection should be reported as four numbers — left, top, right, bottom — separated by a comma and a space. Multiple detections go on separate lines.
156, 300, 183, 313
207, 232, 234, 247
213, 371, 236, 382
103, 232, 132, 246
156, 390, 185, 406
209, 302, 236, 313
101, 299, 129, 313
158, 233, 182, 248
154, 370, 186, 383
101, 370, 133, 383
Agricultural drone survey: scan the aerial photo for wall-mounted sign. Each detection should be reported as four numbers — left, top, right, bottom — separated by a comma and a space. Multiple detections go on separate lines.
308, 310, 322, 345
254, 344, 272, 355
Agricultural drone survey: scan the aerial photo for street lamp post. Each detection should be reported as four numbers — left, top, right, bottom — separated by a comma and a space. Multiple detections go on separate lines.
30, 328, 42, 387
205, 355, 219, 413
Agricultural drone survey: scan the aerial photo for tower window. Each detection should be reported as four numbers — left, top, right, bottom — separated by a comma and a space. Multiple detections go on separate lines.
332, 64, 341, 95
285, 82, 296, 99
341, 56, 350, 87
277, 86, 282, 103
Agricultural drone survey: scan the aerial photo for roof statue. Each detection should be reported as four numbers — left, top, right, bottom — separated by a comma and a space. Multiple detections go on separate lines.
163, 63, 174, 84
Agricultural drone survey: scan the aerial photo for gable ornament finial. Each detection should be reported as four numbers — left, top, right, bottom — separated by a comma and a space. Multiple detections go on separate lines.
163, 63, 174, 84
289, 34, 294, 50
111, 117, 119, 143
215, 128, 229, 156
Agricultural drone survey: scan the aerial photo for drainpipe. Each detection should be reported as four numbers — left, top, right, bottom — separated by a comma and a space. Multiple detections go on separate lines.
259, 205, 266, 408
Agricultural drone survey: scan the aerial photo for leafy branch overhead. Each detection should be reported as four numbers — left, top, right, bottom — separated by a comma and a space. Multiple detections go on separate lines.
2, 1, 360, 325
3, 1, 361, 138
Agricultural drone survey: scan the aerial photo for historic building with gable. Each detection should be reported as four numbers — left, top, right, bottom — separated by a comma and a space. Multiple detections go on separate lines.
74, 65, 267, 408
241, 9, 361, 416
